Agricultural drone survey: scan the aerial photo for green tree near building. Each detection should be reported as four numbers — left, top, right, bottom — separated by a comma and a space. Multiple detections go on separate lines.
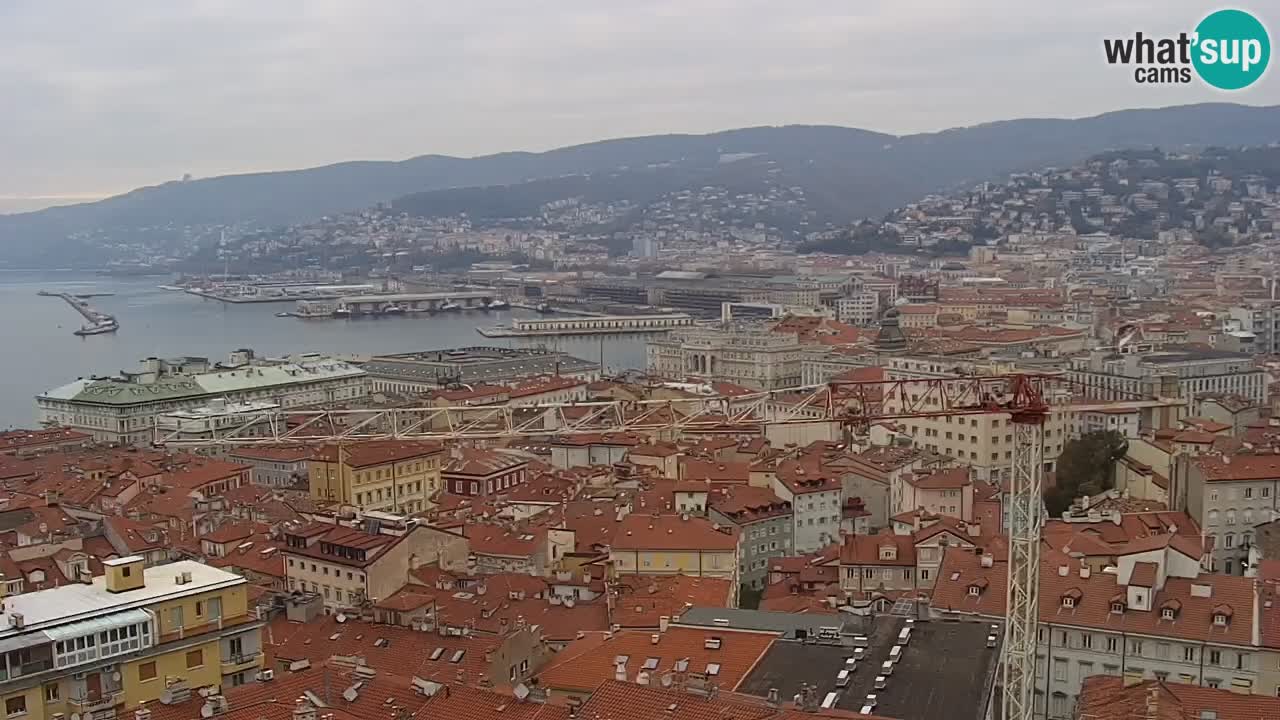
1044, 431, 1129, 517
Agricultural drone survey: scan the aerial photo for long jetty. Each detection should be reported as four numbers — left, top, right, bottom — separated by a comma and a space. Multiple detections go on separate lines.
39, 290, 116, 324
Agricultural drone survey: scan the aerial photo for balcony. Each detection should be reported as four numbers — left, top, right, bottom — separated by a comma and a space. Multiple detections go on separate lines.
221, 651, 264, 673
68, 691, 123, 715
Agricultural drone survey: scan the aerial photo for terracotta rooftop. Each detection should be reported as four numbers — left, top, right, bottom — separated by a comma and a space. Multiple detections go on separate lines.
1193, 454, 1280, 482
611, 514, 738, 552
839, 531, 916, 567
708, 485, 791, 524
1077, 675, 1280, 720
905, 467, 972, 489
932, 545, 1256, 646
535, 626, 777, 693
313, 440, 445, 468
444, 448, 529, 477
267, 615, 500, 685
611, 574, 734, 629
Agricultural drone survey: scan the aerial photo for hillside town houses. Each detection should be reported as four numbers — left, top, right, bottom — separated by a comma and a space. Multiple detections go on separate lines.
8, 146, 1280, 720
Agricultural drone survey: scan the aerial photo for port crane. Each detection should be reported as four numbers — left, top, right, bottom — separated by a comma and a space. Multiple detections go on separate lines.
154, 372, 1120, 720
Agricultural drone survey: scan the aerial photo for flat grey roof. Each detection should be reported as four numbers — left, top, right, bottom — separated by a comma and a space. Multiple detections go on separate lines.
736, 616, 1001, 720
1143, 350, 1251, 364
676, 607, 855, 638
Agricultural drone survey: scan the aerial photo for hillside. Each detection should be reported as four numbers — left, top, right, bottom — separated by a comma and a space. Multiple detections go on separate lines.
3, 103, 1279, 266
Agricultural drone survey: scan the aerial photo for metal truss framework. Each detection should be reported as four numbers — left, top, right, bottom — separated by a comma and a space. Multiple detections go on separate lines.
152, 374, 1057, 447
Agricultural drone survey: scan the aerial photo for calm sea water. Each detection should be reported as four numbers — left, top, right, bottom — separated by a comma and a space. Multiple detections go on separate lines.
0, 271, 647, 429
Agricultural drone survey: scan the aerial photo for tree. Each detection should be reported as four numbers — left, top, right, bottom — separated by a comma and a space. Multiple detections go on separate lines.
1043, 431, 1128, 516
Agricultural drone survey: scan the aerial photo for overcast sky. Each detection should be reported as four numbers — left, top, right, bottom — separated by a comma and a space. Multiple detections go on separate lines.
2, 0, 1277, 213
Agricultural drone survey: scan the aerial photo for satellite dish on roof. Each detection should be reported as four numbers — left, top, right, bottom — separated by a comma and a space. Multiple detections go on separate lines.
513, 684, 530, 701
661, 673, 674, 687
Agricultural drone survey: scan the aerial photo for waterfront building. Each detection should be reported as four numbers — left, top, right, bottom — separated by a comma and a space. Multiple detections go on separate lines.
646, 324, 803, 390
36, 351, 366, 444
361, 347, 598, 393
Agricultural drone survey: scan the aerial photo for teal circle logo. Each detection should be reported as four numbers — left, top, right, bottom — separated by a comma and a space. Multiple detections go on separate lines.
1192, 9, 1270, 90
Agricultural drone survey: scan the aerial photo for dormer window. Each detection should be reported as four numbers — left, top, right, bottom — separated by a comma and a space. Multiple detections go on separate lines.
968, 585, 981, 597
1211, 604, 1233, 627
1110, 602, 1125, 614
1161, 608, 1175, 620
1062, 597, 1075, 609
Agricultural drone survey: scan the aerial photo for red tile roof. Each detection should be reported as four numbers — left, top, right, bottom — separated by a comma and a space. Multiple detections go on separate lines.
0, 428, 90, 453
1077, 676, 1280, 720
933, 545, 1257, 646
1128, 561, 1158, 588
610, 575, 733, 629
678, 458, 750, 485
1193, 454, 1280, 482
611, 514, 738, 552
445, 448, 529, 477
906, 467, 971, 489
267, 615, 501, 685
839, 531, 916, 567
313, 440, 445, 468
536, 627, 776, 693
708, 485, 791, 524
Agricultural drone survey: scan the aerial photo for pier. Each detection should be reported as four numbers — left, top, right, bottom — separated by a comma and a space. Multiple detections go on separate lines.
339, 291, 497, 313
39, 291, 118, 335
477, 313, 695, 337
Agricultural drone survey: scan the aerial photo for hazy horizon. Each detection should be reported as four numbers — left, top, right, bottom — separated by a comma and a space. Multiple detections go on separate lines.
3, 1, 1278, 213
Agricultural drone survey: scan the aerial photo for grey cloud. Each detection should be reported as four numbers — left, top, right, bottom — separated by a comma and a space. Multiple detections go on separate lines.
1, 0, 1276, 208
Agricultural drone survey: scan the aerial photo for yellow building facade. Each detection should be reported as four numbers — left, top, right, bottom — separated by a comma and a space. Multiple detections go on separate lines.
0, 557, 263, 720
308, 441, 444, 514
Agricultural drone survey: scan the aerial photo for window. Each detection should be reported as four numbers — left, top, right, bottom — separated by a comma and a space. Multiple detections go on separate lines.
1184, 646, 1196, 662
1265, 487, 1271, 498
1106, 637, 1118, 653
195, 600, 205, 617
43, 684, 58, 702
1129, 639, 1143, 655
1062, 597, 1075, 609
5, 697, 25, 717
1081, 634, 1092, 650
122, 565, 132, 577
1245, 488, 1253, 499
1111, 602, 1125, 614
139, 659, 158, 681
1053, 658, 1067, 681
186, 649, 204, 669
1214, 614, 1229, 627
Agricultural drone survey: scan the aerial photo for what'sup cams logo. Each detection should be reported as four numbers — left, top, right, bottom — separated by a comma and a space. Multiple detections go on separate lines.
1104, 9, 1270, 89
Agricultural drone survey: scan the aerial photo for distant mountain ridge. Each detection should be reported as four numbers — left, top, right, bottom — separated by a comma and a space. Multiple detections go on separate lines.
3, 103, 1279, 265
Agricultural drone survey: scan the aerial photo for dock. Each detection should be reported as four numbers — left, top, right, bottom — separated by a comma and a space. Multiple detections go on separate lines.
40, 291, 119, 335
184, 288, 343, 304
477, 313, 695, 337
